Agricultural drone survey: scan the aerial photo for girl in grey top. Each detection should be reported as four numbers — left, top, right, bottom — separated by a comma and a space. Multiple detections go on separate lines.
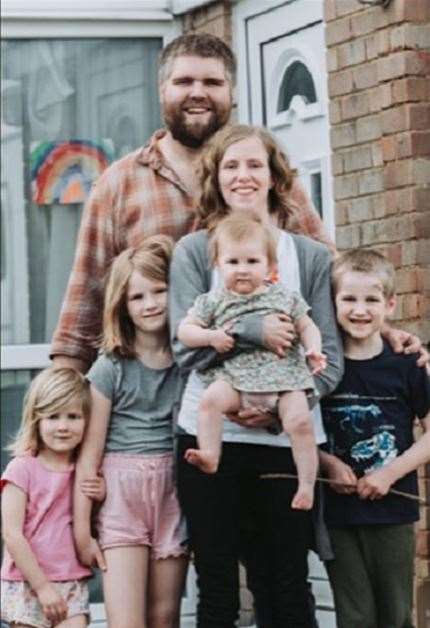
74, 236, 188, 628
169, 124, 343, 627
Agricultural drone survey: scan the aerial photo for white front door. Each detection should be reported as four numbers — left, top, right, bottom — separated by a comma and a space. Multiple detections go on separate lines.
234, 0, 334, 239
234, 1, 336, 626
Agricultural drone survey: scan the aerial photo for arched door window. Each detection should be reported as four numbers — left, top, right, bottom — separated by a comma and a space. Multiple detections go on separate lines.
277, 60, 317, 113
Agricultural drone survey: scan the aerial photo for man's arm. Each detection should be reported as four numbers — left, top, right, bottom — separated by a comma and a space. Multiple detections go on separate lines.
51, 356, 90, 373
50, 172, 116, 368
381, 323, 429, 368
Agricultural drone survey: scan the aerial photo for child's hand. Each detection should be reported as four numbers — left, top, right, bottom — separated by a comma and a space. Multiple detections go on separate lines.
357, 467, 394, 500
36, 581, 68, 624
80, 473, 106, 502
306, 350, 327, 375
77, 536, 107, 571
209, 329, 234, 353
325, 456, 358, 494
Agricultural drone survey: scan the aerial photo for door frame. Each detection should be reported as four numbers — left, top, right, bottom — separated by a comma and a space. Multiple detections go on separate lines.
232, 0, 335, 239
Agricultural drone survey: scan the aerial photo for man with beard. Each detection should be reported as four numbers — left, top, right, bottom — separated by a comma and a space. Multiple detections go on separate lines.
51, 32, 331, 372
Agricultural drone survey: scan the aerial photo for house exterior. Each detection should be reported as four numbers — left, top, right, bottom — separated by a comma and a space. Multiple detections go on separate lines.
1, 0, 429, 626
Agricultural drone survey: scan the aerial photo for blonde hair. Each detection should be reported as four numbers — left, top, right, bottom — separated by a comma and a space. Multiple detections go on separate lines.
102, 235, 174, 357
196, 124, 298, 231
8, 367, 90, 457
209, 212, 277, 268
332, 248, 396, 298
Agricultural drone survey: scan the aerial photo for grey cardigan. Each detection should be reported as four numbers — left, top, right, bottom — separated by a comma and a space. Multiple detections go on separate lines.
169, 229, 342, 560
169, 229, 343, 401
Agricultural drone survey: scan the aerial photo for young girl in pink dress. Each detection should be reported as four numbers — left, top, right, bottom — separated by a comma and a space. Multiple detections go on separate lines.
1, 367, 104, 628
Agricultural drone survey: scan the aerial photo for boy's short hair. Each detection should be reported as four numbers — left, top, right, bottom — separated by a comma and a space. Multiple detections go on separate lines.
332, 248, 396, 298
209, 212, 277, 268
158, 33, 236, 84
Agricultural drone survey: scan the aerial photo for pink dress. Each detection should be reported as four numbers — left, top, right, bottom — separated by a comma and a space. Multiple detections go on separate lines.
1, 455, 91, 581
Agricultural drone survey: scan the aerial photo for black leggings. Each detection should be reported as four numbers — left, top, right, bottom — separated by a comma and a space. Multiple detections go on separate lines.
176, 435, 315, 628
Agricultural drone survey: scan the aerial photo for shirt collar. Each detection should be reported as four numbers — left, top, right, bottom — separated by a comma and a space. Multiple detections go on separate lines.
136, 128, 188, 193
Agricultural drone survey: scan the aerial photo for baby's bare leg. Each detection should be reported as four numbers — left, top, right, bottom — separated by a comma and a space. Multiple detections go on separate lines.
185, 380, 241, 474
278, 391, 317, 510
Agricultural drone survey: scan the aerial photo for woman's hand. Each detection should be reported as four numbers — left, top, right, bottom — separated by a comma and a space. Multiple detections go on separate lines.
36, 581, 68, 624
80, 474, 106, 502
382, 326, 429, 368
262, 313, 295, 357
226, 406, 276, 429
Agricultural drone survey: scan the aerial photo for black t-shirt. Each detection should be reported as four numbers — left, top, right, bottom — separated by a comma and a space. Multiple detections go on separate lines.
321, 342, 430, 526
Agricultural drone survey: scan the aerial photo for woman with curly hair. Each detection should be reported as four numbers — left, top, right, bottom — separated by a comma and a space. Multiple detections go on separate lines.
169, 124, 342, 628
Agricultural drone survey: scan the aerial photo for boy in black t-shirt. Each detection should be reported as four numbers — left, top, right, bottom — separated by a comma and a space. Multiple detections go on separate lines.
320, 249, 430, 628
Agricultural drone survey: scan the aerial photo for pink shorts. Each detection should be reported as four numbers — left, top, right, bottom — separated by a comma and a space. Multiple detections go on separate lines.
97, 452, 187, 559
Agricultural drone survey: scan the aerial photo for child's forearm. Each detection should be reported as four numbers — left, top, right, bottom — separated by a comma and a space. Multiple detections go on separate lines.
178, 320, 214, 348
319, 449, 338, 473
381, 421, 430, 484
74, 459, 99, 541
3, 530, 50, 593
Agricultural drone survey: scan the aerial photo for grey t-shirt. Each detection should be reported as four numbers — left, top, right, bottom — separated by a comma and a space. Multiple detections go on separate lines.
87, 353, 183, 455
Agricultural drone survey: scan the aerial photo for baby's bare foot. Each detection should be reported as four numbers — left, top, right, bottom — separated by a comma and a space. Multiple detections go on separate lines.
291, 484, 314, 510
184, 448, 219, 474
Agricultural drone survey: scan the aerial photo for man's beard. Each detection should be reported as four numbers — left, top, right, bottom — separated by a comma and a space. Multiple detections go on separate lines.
163, 98, 231, 148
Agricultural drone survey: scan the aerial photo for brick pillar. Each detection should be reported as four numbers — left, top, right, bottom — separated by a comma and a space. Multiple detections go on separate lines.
181, 0, 232, 45
325, 0, 430, 625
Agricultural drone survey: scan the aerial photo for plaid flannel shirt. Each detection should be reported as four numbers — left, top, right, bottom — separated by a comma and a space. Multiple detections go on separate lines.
51, 129, 334, 366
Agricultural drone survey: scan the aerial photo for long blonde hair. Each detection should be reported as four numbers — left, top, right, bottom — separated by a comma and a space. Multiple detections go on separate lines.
102, 235, 174, 358
196, 124, 298, 231
8, 367, 90, 457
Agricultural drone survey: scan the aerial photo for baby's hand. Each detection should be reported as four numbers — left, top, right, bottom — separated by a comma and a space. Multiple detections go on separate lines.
357, 467, 395, 500
80, 473, 106, 502
306, 349, 327, 375
209, 329, 234, 353
37, 581, 68, 624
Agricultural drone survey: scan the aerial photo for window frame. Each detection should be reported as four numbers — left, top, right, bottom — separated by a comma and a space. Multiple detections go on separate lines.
1, 4, 179, 374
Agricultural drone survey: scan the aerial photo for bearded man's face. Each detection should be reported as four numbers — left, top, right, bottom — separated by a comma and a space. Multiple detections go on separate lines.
160, 55, 232, 148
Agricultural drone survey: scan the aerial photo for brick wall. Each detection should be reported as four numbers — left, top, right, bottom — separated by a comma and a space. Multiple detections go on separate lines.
325, 0, 430, 625
181, 0, 232, 45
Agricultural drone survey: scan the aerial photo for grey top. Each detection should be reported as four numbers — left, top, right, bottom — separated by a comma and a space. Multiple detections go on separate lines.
169, 229, 343, 400
87, 353, 183, 455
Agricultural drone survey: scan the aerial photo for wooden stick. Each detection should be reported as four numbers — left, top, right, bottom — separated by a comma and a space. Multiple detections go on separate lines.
260, 473, 428, 505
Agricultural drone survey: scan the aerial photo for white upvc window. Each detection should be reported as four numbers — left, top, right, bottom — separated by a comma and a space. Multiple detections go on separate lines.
1, 3, 194, 624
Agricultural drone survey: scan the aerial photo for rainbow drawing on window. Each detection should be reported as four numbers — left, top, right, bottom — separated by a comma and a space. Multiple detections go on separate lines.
30, 140, 114, 205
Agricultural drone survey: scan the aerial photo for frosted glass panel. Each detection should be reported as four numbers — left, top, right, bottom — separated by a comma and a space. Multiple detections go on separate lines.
1, 38, 162, 345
